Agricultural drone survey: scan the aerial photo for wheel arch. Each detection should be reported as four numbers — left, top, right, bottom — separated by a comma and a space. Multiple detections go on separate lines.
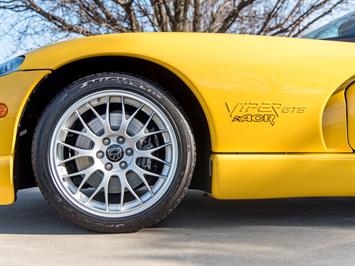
14, 56, 212, 192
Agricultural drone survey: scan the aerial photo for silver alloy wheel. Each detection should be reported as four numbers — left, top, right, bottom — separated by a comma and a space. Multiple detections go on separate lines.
49, 90, 178, 218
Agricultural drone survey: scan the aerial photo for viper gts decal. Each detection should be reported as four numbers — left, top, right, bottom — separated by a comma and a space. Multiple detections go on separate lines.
225, 102, 307, 126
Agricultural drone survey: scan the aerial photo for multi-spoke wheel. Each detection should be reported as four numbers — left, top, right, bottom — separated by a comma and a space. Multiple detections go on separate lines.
32, 73, 195, 233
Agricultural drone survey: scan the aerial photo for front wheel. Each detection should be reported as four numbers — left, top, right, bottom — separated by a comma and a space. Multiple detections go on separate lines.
32, 73, 196, 233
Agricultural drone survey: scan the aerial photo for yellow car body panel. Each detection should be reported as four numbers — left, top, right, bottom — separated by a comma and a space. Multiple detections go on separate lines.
211, 154, 355, 199
322, 89, 351, 152
346, 82, 355, 149
1, 33, 355, 203
0, 156, 14, 204
20, 33, 355, 153
0, 71, 51, 203
0, 71, 51, 155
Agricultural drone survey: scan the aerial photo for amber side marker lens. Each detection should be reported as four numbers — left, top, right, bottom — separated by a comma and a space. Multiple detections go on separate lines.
0, 103, 8, 118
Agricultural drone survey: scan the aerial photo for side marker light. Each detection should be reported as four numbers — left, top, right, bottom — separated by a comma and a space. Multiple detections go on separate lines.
0, 103, 8, 118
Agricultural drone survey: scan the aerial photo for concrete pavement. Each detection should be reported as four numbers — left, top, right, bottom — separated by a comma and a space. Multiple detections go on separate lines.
1, 188, 355, 265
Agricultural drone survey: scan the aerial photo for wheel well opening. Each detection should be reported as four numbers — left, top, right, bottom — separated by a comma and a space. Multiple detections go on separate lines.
15, 56, 212, 192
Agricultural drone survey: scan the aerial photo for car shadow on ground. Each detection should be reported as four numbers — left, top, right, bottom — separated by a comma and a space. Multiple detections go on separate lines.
1, 188, 355, 235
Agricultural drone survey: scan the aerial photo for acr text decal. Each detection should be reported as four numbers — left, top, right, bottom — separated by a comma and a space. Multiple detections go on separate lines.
225, 102, 306, 126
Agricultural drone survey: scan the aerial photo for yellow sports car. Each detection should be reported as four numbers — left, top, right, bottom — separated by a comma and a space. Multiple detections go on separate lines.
0, 11, 355, 232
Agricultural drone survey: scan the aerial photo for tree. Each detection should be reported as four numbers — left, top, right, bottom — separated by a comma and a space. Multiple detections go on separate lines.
0, 0, 352, 53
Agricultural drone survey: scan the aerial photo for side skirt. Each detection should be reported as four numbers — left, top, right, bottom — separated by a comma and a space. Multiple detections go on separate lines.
211, 154, 355, 199
0, 155, 15, 205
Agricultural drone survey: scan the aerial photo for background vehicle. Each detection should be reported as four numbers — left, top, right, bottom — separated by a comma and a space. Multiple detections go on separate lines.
305, 10, 355, 41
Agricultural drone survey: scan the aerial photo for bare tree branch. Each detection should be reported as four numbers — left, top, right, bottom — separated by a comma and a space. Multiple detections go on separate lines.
217, 0, 257, 33
0, 0, 352, 56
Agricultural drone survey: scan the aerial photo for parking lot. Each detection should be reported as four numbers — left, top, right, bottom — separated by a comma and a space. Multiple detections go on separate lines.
1, 188, 355, 265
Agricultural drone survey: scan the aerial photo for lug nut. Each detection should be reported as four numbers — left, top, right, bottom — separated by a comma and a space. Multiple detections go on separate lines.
103, 138, 110, 145
120, 161, 128, 169
117, 136, 125, 144
125, 148, 133, 156
96, 151, 104, 159
105, 163, 113, 171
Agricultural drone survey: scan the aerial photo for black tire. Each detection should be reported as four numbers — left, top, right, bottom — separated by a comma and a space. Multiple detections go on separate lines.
32, 72, 196, 233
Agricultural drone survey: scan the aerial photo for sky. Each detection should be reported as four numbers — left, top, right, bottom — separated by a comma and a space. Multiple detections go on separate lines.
0, 24, 16, 60
0, 5, 353, 62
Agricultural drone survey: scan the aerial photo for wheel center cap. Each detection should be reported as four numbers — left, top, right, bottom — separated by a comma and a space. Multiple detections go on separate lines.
106, 144, 124, 162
